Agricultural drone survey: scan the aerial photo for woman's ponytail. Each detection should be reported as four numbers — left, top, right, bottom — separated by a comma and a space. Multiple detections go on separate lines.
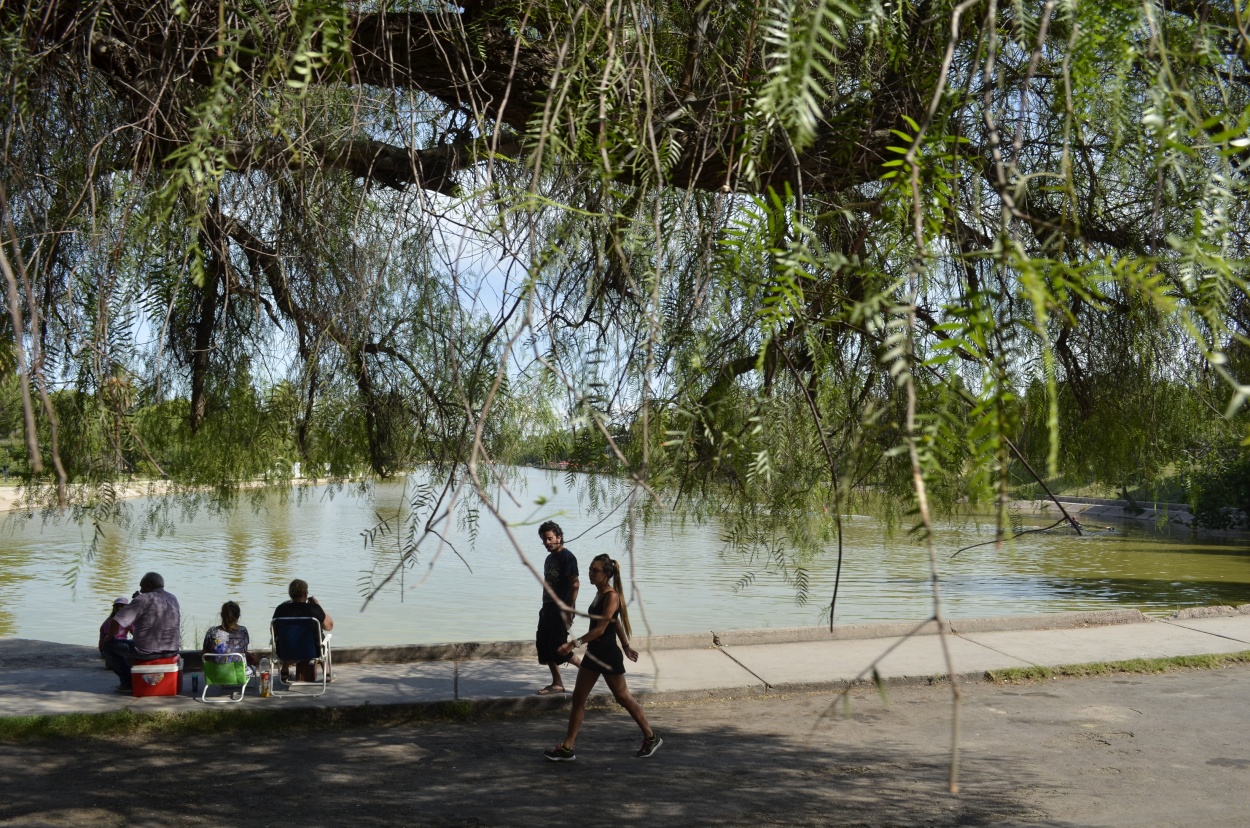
611, 559, 632, 638
220, 600, 241, 632
592, 553, 633, 638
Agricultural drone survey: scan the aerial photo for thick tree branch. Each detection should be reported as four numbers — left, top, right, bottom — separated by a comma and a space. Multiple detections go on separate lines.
223, 135, 523, 195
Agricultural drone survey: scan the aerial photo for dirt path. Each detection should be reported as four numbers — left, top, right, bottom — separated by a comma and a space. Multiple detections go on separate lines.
4, 667, 1249, 827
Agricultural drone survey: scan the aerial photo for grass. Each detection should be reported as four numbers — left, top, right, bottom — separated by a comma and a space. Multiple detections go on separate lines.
0, 700, 481, 742
985, 650, 1250, 683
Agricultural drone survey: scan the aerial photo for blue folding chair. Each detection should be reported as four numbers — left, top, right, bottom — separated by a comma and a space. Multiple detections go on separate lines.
270, 617, 332, 697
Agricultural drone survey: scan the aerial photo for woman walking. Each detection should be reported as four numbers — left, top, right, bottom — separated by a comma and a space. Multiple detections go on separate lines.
545, 554, 662, 761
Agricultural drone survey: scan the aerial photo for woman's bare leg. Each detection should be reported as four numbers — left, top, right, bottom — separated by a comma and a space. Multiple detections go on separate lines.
603, 673, 654, 738
561, 666, 600, 749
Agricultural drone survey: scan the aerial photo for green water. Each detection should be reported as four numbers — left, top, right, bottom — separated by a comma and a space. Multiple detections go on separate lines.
1, 469, 1247, 648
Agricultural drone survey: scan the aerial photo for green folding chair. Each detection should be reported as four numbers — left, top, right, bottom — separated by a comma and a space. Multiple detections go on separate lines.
200, 652, 251, 703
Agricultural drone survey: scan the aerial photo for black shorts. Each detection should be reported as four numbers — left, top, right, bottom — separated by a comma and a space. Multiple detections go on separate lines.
582, 642, 626, 676
536, 609, 572, 665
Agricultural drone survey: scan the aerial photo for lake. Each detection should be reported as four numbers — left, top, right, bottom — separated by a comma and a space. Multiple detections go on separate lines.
2, 467, 1249, 649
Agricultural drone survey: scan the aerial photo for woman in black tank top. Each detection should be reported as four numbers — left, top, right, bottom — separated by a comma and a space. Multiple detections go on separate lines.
544, 554, 662, 761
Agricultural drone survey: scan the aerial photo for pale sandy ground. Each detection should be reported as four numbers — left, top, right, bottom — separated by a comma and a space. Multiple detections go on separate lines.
0, 483, 42, 511
2, 666, 1248, 828
0, 478, 320, 513
0, 481, 173, 513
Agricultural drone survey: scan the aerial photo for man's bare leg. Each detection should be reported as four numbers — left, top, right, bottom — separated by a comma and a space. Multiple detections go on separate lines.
537, 663, 565, 694
539, 655, 581, 694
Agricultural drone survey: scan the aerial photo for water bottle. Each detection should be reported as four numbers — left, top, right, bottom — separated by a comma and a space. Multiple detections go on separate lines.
259, 657, 272, 698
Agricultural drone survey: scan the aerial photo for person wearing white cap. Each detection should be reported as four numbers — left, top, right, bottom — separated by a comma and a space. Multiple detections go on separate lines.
98, 595, 133, 664
105, 572, 181, 691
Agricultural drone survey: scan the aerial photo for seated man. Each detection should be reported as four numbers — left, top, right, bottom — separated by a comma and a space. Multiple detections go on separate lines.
102, 572, 181, 693
272, 578, 334, 684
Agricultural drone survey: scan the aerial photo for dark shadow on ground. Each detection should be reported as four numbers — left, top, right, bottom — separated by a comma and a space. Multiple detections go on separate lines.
0, 706, 1071, 827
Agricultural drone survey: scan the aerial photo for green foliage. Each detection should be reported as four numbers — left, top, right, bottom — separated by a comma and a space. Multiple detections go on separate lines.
758, 0, 854, 152
2, 0, 1250, 584
1186, 442, 1250, 529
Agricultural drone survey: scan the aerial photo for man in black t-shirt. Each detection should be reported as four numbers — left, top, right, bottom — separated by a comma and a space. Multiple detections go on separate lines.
273, 578, 334, 683
535, 521, 580, 693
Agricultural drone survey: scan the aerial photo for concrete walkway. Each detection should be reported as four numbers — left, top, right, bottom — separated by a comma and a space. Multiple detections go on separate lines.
1012, 494, 1249, 536
2, 607, 1248, 718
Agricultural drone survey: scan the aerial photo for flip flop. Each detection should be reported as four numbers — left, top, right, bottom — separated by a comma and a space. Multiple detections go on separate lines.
536, 685, 565, 695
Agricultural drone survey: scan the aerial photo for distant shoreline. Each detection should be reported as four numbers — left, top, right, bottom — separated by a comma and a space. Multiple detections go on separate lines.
0, 478, 339, 514
1010, 496, 1250, 538
0, 482, 1241, 540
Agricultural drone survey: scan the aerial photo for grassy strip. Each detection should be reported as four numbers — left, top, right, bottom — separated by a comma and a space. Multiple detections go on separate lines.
985, 650, 1250, 684
0, 700, 479, 742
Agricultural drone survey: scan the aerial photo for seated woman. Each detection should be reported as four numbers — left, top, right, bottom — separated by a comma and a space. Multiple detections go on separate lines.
202, 601, 256, 679
98, 596, 134, 665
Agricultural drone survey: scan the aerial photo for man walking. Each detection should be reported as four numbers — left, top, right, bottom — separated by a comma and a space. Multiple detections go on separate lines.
535, 521, 580, 694
103, 572, 181, 693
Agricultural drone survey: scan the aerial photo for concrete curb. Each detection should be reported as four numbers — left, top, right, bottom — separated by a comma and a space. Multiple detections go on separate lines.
1009, 498, 1250, 538
1169, 605, 1250, 619
946, 609, 1150, 634
0, 609, 1162, 672
1015, 495, 1193, 512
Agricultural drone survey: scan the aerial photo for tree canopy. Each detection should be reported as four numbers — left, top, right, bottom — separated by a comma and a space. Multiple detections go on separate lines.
2, 0, 1249, 554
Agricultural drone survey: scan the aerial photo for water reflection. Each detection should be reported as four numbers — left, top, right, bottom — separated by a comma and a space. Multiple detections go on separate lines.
224, 521, 249, 591
1036, 577, 1250, 608
87, 526, 134, 601
0, 547, 26, 637
0, 468, 1246, 648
